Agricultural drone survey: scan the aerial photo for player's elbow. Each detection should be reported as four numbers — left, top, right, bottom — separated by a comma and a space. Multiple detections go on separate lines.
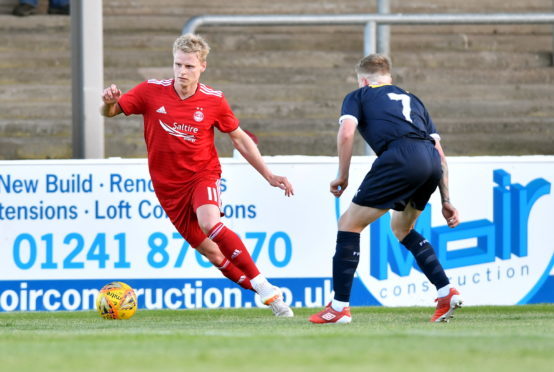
338, 123, 357, 141
337, 130, 355, 144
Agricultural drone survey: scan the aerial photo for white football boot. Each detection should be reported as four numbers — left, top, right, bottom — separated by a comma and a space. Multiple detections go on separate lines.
262, 286, 294, 317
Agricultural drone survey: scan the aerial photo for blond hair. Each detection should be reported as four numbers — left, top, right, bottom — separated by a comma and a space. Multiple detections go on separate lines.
355, 54, 391, 83
173, 33, 210, 62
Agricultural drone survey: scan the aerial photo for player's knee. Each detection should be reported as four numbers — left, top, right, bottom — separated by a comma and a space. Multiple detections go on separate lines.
391, 224, 411, 241
198, 222, 212, 235
337, 214, 348, 230
196, 205, 222, 235
198, 218, 220, 235
337, 214, 363, 233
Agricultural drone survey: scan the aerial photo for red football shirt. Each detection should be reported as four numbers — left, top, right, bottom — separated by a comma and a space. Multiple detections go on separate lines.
118, 79, 239, 191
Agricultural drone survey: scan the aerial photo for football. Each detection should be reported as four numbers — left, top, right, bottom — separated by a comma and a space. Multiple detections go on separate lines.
96, 281, 137, 320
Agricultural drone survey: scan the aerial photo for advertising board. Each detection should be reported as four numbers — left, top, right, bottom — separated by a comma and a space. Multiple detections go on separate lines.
0, 156, 552, 311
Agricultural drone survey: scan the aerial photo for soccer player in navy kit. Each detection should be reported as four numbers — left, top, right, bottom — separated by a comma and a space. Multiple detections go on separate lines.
309, 54, 462, 324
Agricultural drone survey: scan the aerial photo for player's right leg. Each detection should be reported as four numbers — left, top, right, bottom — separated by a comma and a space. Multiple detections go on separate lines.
309, 302, 352, 324
430, 287, 463, 323
391, 204, 463, 322
197, 204, 293, 317
309, 203, 386, 324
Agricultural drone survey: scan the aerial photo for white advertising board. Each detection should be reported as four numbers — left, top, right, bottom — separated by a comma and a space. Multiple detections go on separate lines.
0, 156, 552, 311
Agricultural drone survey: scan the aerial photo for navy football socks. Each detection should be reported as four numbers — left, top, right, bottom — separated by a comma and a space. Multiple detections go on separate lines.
401, 230, 450, 289
332, 231, 361, 302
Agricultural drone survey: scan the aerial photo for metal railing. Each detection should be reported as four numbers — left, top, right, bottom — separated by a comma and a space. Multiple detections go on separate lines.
182, 12, 554, 155
182, 13, 554, 58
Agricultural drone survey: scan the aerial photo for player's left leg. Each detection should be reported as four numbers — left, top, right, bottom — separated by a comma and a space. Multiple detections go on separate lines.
197, 204, 293, 317
197, 205, 259, 276
309, 203, 387, 324
194, 238, 252, 290
391, 204, 462, 322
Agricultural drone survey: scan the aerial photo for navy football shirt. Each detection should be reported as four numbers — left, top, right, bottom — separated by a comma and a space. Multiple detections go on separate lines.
340, 84, 438, 156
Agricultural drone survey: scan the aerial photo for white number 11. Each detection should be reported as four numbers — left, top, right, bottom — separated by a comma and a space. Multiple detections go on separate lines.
387, 93, 413, 123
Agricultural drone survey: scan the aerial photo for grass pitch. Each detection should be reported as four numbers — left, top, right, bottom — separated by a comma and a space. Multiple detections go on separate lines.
0, 305, 553, 372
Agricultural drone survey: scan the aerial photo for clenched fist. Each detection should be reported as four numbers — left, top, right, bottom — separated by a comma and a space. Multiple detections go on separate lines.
102, 84, 122, 105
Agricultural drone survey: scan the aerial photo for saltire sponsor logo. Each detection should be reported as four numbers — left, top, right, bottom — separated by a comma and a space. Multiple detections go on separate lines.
158, 120, 196, 142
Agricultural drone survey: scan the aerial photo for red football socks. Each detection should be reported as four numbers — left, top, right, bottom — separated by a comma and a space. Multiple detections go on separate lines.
208, 222, 260, 279
216, 258, 253, 290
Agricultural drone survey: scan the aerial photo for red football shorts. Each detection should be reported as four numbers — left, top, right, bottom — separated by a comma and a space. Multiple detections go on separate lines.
155, 177, 223, 248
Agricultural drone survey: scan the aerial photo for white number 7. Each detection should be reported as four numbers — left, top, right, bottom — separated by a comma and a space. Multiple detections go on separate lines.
387, 93, 413, 123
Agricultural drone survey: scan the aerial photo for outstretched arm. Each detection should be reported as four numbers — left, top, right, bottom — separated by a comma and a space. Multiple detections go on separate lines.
331, 117, 357, 197
434, 139, 459, 228
228, 127, 294, 197
101, 84, 123, 117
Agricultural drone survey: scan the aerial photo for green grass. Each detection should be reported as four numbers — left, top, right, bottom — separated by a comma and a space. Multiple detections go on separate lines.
0, 305, 553, 371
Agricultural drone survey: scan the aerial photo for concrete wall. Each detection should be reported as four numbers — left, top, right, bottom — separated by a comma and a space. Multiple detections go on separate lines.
0, 0, 552, 159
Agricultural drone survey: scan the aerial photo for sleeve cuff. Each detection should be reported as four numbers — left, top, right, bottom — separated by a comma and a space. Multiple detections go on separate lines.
430, 133, 441, 141
117, 101, 130, 116
338, 114, 358, 126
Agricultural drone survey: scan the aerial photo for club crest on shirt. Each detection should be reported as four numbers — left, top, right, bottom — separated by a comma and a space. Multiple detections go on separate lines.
193, 107, 204, 122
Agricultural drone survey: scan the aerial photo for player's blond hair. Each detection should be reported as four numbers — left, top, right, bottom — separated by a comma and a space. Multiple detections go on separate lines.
355, 54, 391, 83
173, 33, 210, 62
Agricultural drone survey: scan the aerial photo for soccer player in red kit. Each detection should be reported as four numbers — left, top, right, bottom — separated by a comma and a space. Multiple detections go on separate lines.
101, 33, 294, 317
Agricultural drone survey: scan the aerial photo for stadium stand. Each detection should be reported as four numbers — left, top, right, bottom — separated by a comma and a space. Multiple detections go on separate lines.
0, 0, 552, 158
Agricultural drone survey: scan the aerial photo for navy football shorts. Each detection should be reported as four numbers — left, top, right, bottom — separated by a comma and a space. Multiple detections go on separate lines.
352, 138, 442, 211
